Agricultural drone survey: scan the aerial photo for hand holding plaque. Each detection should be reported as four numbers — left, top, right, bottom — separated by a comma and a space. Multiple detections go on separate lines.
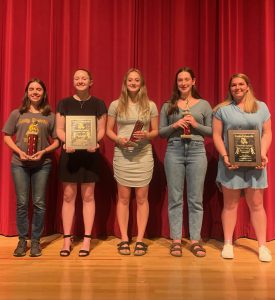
228, 129, 261, 167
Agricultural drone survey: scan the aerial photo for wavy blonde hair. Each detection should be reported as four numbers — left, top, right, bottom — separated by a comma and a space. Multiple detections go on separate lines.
116, 68, 150, 119
214, 73, 258, 113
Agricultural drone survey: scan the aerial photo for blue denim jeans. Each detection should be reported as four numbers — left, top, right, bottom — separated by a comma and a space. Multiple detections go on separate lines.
164, 139, 207, 241
11, 163, 52, 241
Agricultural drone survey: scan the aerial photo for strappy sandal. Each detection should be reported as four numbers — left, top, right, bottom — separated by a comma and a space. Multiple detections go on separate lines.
117, 241, 131, 255
60, 235, 72, 257
170, 242, 182, 257
134, 242, 148, 256
190, 242, 206, 257
79, 235, 92, 257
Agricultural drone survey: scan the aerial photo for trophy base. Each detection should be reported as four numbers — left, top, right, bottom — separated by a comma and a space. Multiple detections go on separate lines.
181, 134, 192, 139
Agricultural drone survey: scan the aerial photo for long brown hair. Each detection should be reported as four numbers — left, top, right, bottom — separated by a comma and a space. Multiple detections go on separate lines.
116, 68, 150, 119
19, 78, 51, 115
167, 67, 202, 115
213, 73, 258, 113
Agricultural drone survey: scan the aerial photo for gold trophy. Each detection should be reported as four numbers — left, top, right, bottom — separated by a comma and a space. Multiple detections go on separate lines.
180, 110, 192, 139
26, 121, 39, 155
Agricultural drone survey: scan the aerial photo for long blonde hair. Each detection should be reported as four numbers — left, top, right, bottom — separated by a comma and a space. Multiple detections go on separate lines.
116, 68, 150, 119
214, 73, 258, 113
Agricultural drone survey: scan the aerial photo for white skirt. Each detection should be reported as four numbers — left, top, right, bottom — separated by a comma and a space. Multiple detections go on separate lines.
113, 143, 154, 187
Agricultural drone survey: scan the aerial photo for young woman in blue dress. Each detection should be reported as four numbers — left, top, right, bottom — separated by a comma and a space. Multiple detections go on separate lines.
213, 73, 272, 262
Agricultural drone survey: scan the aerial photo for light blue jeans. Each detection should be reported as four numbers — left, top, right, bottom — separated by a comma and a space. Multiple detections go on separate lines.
11, 163, 52, 241
164, 139, 207, 241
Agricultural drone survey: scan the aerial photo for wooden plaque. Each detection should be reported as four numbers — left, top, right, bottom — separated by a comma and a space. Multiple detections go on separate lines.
65, 115, 97, 149
228, 129, 261, 167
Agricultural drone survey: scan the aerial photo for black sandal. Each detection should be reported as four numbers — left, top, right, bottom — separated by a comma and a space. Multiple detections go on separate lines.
60, 235, 72, 257
170, 242, 182, 257
134, 242, 148, 256
79, 235, 92, 257
117, 241, 131, 255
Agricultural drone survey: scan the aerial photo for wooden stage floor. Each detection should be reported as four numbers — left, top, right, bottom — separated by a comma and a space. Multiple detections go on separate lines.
0, 235, 274, 300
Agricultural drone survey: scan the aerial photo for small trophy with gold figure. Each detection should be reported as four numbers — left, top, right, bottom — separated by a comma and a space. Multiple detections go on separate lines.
180, 110, 192, 139
26, 120, 39, 155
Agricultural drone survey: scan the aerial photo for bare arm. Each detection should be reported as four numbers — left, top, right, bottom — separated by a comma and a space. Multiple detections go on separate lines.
258, 118, 272, 168
86, 113, 107, 152
106, 115, 121, 142
3, 134, 59, 161
56, 112, 66, 143
3, 135, 29, 160
30, 138, 60, 161
106, 115, 131, 147
56, 112, 76, 153
212, 116, 236, 169
97, 113, 107, 142
147, 116, 159, 139
133, 116, 159, 140
212, 117, 227, 157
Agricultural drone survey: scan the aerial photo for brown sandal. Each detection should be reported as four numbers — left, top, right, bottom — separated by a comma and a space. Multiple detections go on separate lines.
190, 243, 206, 257
170, 242, 182, 257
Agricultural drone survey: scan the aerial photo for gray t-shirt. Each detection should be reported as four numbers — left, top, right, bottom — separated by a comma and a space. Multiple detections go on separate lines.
159, 99, 212, 141
2, 109, 57, 166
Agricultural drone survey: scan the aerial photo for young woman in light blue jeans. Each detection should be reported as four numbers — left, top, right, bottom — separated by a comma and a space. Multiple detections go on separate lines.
3, 78, 59, 257
159, 67, 212, 257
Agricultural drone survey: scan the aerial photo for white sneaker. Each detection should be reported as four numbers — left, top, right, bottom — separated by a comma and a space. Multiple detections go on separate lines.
221, 244, 234, 259
259, 245, 272, 262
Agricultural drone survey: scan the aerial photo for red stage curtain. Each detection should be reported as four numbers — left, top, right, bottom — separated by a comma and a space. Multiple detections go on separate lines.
0, 0, 274, 241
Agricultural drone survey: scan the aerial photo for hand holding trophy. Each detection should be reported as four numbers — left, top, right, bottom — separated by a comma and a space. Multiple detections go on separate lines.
26, 120, 39, 155
127, 120, 144, 147
180, 110, 192, 139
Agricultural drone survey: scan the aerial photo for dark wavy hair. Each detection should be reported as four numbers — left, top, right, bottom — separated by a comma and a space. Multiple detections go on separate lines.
19, 78, 51, 115
167, 67, 202, 115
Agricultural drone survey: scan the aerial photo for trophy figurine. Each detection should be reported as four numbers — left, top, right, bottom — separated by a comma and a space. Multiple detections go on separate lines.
26, 121, 39, 155
180, 110, 192, 139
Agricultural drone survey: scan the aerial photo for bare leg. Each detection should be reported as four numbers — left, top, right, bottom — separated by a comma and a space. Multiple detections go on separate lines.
61, 183, 77, 251
135, 185, 149, 242
80, 183, 95, 252
245, 188, 266, 247
221, 185, 241, 244
117, 183, 131, 246
133, 186, 149, 255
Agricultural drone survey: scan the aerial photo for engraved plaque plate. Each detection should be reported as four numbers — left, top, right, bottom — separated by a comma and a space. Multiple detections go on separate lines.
228, 129, 261, 167
65, 116, 97, 149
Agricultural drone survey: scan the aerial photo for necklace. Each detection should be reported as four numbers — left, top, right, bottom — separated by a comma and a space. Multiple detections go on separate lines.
184, 97, 190, 110
79, 101, 85, 109
74, 94, 91, 109
180, 97, 190, 111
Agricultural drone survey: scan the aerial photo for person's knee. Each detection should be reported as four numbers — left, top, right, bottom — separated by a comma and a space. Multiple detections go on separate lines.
118, 196, 130, 206
82, 194, 95, 203
63, 191, 76, 203
136, 196, 148, 206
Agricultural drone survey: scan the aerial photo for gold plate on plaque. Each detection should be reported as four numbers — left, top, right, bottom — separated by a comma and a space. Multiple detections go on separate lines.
65, 115, 97, 149
228, 129, 261, 167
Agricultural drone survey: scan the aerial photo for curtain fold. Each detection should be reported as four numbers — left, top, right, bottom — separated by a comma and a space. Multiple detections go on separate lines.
0, 0, 274, 240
